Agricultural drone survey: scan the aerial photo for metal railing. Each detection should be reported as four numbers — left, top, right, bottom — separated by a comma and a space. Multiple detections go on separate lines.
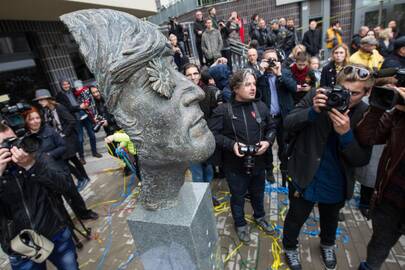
157, 21, 248, 70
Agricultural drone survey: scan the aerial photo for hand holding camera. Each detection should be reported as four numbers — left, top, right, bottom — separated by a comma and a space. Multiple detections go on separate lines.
312, 88, 329, 113
254, 141, 270, 156
0, 148, 12, 175
328, 108, 351, 135
0, 146, 35, 175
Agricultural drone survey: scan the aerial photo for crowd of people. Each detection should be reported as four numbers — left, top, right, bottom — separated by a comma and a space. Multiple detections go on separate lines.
168, 9, 405, 270
0, 7, 404, 270
0, 79, 139, 269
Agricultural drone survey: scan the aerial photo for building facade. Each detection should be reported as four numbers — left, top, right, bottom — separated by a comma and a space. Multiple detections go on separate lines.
150, 0, 404, 52
0, 0, 157, 103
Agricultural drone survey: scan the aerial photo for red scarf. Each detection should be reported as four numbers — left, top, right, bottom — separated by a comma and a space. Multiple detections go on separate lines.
291, 64, 309, 85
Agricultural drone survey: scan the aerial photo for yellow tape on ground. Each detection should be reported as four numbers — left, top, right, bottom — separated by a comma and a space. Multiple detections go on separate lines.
224, 242, 244, 263
88, 199, 119, 210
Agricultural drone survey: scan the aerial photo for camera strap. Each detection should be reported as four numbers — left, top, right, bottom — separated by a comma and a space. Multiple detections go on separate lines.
227, 102, 263, 145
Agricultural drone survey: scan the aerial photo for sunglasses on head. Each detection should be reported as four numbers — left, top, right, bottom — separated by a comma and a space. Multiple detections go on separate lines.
342, 65, 370, 80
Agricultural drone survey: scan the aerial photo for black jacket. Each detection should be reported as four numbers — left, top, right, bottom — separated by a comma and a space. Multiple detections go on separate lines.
0, 155, 72, 255
169, 23, 184, 41
251, 28, 276, 48
199, 83, 218, 119
94, 97, 120, 135
381, 52, 405, 69
320, 61, 338, 87
378, 39, 394, 58
45, 104, 79, 159
284, 89, 372, 199
208, 99, 277, 171
272, 28, 293, 52
55, 90, 81, 119
36, 124, 66, 160
350, 34, 362, 54
193, 20, 205, 42
302, 29, 322, 56
256, 69, 297, 119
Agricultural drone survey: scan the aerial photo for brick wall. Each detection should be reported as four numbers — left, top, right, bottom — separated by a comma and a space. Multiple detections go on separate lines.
0, 20, 77, 94
330, 0, 354, 45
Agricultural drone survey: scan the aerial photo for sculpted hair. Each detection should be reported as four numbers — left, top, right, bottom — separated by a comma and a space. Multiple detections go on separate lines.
336, 63, 375, 90
60, 9, 169, 109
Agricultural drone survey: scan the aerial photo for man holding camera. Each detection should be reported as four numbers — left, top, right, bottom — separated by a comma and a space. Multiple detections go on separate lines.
209, 69, 277, 243
0, 124, 79, 269
356, 83, 405, 269
256, 49, 297, 185
282, 64, 373, 270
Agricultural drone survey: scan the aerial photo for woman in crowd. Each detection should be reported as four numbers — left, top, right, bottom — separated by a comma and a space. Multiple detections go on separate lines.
378, 28, 394, 57
34, 89, 92, 192
320, 43, 350, 87
309, 56, 322, 87
282, 44, 307, 68
23, 106, 98, 220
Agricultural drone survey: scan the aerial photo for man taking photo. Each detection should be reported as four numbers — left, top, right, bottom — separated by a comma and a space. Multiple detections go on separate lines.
256, 48, 297, 185
356, 83, 405, 269
282, 64, 373, 270
0, 123, 79, 269
209, 69, 277, 243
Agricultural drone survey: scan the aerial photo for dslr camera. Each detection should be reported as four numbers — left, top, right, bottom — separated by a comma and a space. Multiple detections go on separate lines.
238, 144, 260, 175
93, 115, 106, 133
321, 85, 351, 112
0, 96, 40, 153
370, 68, 405, 110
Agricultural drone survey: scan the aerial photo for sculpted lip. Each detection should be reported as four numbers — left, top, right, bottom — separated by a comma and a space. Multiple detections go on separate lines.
190, 113, 204, 127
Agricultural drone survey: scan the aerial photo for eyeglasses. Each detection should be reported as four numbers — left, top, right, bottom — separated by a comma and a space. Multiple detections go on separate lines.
343, 65, 371, 80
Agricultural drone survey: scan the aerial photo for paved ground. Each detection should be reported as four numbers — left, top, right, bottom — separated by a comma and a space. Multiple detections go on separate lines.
1, 140, 404, 270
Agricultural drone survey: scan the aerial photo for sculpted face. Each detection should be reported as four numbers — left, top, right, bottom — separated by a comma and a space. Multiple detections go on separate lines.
115, 50, 214, 165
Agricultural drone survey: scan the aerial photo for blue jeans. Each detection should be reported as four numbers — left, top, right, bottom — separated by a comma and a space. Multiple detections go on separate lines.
190, 163, 214, 183
77, 117, 97, 157
9, 227, 79, 270
225, 168, 266, 227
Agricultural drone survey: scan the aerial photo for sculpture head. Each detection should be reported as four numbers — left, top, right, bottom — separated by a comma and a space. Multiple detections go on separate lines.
60, 9, 215, 210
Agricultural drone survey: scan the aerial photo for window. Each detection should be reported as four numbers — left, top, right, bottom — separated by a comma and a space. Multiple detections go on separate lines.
0, 34, 31, 55
197, 0, 232, 7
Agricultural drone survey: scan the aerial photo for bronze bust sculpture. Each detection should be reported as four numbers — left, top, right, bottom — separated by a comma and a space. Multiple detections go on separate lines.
61, 9, 215, 210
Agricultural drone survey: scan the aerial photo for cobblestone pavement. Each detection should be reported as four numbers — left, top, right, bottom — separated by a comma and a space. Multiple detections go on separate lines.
0, 143, 404, 270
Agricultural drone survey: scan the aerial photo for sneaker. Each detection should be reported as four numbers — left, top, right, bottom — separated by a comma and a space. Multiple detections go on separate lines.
358, 262, 372, 270
254, 217, 275, 235
359, 207, 371, 220
80, 210, 99, 220
266, 169, 275, 184
320, 244, 337, 270
92, 152, 102, 158
338, 212, 345, 221
235, 225, 250, 243
77, 178, 89, 192
284, 249, 302, 270
79, 157, 86, 165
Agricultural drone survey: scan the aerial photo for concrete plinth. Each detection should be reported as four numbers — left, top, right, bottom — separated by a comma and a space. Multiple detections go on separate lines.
127, 182, 223, 270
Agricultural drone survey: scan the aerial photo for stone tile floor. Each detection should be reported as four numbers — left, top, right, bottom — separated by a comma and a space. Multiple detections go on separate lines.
1, 144, 404, 269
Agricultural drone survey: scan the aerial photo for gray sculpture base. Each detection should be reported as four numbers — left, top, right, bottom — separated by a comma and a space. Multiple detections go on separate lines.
127, 182, 223, 270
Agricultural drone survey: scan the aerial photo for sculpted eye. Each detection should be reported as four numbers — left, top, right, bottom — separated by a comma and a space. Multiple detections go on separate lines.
146, 58, 176, 99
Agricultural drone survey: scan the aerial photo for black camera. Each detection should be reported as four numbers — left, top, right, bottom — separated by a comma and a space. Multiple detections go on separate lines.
0, 102, 32, 137
322, 85, 351, 113
0, 134, 40, 153
93, 115, 106, 133
239, 144, 260, 175
370, 68, 405, 110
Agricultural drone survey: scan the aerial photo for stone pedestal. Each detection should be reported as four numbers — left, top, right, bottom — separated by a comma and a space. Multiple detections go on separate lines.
127, 182, 223, 270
